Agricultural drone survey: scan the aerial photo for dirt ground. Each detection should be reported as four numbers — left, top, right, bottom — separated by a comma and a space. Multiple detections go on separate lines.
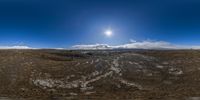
0, 49, 200, 100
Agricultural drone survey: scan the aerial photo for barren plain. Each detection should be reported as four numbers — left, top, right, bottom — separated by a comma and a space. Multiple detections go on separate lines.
0, 50, 200, 100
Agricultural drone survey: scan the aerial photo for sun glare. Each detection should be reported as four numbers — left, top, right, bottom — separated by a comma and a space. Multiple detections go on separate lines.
104, 29, 113, 37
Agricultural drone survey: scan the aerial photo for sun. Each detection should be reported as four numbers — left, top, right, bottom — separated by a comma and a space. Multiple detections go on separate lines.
104, 29, 113, 37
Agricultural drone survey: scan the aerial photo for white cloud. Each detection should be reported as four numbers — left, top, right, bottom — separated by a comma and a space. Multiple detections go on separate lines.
129, 39, 137, 43
0, 45, 32, 49
72, 40, 200, 50
72, 44, 112, 50
114, 41, 179, 49
189, 46, 200, 49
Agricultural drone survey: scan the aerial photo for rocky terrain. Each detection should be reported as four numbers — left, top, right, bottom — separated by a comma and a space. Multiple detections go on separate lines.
0, 50, 200, 100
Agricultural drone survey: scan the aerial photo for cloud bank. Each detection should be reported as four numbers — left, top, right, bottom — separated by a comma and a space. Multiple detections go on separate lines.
0, 46, 32, 49
72, 44, 112, 50
72, 40, 200, 50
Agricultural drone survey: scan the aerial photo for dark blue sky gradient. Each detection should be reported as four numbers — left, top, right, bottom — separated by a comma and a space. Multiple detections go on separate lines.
0, 0, 200, 48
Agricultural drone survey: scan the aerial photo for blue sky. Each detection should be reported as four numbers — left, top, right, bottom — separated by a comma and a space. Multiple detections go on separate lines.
0, 0, 200, 48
